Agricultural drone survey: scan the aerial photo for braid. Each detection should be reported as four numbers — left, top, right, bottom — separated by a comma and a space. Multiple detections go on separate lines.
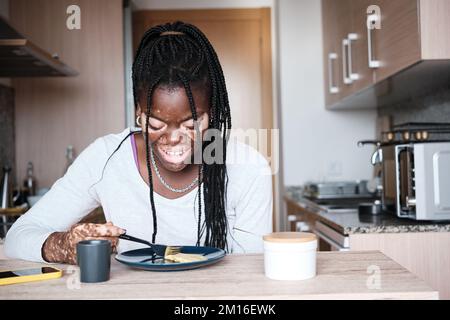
178, 72, 203, 246
144, 76, 161, 243
178, 24, 231, 250
132, 21, 232, 250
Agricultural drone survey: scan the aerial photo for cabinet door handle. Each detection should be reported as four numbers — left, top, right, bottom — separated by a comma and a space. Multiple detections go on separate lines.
367, 14, 380, 68
342, 38, 352, 84
347, 33, 359, 80
328, 53, 339, 94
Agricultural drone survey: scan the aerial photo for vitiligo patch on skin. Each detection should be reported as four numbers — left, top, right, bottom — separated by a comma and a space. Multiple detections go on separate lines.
135, 85, 211, 172
42, 222, 124, 265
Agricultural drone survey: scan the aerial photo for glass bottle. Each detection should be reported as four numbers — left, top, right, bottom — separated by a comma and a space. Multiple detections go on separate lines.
23, 162, 37, 197
63, 145, 75, 175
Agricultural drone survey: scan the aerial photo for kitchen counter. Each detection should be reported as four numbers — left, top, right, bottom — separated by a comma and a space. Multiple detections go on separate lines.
0, 251, 438, 300
286, 186, 450, 235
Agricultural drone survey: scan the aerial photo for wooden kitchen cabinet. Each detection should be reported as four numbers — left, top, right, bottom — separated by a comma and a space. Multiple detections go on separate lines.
371, 0, 421, 82
322, 0, 376, 105
334, 0, 355, 100
323, 0, 374, 102
349, 0, 375, 93
321, 0, 341, 106
322, 0, 376, 106
321, 0, 450, 109
350, 232, 450, 300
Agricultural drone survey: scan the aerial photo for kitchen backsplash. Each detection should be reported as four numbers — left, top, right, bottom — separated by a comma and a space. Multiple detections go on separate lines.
0, 83, 16, 184
378, 84, 450, 125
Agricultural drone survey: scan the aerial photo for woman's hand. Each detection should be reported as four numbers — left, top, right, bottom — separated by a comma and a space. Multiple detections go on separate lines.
42, 221, 126, 264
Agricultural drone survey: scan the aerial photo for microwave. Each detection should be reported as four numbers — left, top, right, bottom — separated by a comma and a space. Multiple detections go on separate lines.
393, 142, 450, 220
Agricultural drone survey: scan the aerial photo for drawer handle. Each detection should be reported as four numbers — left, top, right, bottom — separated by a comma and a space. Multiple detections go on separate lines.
367, 14, 380, 68
347, 33, 359, 80
342, 38, 352, 84
328, 52, 339, 94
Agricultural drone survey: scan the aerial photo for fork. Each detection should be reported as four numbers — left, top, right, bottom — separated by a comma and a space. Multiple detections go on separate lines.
119, 233, 181, 258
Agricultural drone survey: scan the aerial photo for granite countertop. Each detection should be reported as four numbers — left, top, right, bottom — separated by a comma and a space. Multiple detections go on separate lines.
286, 186, 450, 235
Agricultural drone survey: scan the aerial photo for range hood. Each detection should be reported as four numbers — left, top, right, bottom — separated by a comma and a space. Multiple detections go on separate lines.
0, 16, 78, 77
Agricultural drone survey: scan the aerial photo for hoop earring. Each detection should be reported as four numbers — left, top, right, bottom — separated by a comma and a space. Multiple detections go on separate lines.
136, 115, 142, 126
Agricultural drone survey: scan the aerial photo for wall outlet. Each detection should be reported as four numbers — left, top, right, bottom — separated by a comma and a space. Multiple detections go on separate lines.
327, 161, 343, 178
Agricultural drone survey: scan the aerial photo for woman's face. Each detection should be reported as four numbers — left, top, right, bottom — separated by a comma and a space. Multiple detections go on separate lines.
137, 85, 210, 172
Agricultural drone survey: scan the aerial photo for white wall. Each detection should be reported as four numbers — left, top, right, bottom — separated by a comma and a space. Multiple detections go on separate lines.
278, 0, 377, 186
0, 0, 11, 87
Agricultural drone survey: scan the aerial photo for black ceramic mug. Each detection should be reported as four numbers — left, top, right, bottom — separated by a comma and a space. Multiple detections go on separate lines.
76, 239, 111, 283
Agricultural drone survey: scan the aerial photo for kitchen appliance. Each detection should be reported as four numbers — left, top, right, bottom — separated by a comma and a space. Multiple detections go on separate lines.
394, 142, 450, 220
303, 180, 376, 200
358, 200, 382, 216
359, 122, 450, 221
313, 221, 349, 252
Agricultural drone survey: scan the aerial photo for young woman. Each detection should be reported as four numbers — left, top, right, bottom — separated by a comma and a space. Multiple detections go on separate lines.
4, 21, 272, 264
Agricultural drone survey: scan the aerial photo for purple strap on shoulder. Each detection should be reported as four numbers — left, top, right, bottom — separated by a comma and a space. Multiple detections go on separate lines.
131, 133, 139, 168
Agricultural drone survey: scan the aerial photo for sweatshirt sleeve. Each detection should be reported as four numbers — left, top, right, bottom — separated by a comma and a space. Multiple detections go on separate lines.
230, 158, 273, 254
4, 137, 106, 262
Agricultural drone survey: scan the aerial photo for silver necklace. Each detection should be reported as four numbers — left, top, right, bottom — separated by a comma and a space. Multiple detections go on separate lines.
150, 145, 202, 193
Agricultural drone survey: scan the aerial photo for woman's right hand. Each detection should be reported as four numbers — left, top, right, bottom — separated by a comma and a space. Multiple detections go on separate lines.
42, 221, 126, 264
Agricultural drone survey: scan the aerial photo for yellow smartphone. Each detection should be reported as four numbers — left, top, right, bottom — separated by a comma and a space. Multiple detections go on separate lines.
0, 266, 62, 285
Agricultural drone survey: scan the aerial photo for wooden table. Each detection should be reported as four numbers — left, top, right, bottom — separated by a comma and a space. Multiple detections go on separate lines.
0, 251, 438, 300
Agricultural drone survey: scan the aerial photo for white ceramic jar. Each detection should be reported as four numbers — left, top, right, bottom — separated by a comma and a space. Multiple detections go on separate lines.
263, 232, 317, 281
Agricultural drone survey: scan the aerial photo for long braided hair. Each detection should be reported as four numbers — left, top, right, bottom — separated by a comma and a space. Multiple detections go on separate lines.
132, 21, 231, 250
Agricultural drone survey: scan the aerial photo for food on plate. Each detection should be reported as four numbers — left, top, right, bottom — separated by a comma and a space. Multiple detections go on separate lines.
165, 253, 207, 263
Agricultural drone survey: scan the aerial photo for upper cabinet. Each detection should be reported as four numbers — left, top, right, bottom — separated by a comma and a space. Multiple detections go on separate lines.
0, 16, 78, 77
322, 0, 341, 107
322, 0, 450, 110
372, 0, 421, 82
348, 0, 373, 93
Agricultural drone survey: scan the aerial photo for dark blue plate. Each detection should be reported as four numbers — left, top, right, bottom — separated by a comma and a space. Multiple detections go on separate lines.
115, 246, 226, 271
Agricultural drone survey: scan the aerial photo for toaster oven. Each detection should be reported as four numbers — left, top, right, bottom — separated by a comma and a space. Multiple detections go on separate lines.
394, 142, 450, 220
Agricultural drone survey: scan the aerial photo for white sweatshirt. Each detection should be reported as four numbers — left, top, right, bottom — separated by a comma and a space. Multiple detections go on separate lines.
4, 128, 273, 262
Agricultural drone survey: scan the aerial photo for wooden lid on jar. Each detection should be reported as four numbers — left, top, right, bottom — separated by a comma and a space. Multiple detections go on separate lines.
263, 232, 317, 243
